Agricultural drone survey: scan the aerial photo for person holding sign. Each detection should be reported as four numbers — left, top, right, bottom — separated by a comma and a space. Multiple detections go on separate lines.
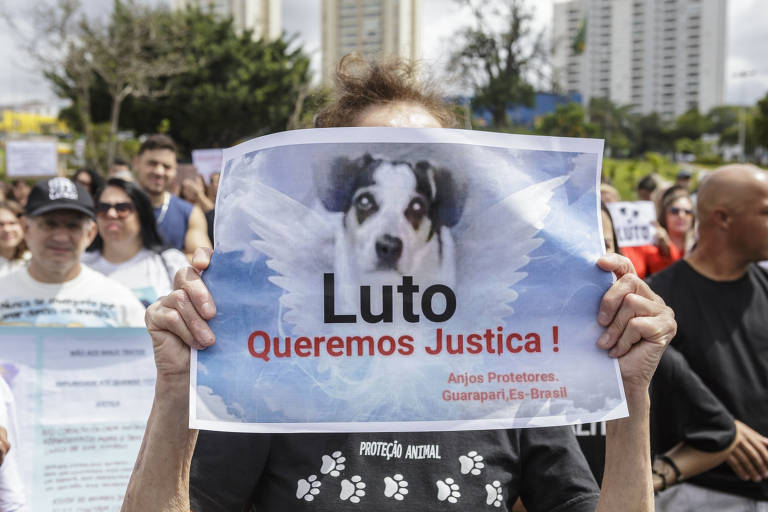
623, 186, 695, 279
122, 56, 676, 512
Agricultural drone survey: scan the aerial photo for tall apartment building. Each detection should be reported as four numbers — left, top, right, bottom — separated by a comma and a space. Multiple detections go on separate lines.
321, 0, 420, 84
552, 0, 727, 119
171, 0, 282, 40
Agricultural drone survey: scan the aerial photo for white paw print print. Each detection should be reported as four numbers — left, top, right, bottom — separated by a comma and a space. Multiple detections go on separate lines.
296, 474, 321, 502
320, 451, 346, 477
485, 480, 503, 507
340, 475, 366, 503
383, 474, 409, 500
459, 450, 485, 475
436, 477, 461, 503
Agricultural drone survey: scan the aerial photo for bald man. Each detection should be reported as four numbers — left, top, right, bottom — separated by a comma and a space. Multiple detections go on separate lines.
647, 164, 768, 509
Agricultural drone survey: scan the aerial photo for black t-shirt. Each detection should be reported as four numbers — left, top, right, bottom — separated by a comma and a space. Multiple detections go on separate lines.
190, 428, 600, 512
573, 422, 606, 485
650, 345, 735, 454
647, 261, 768, 500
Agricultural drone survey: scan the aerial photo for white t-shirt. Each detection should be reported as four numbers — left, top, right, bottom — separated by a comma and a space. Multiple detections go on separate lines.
0, 266, 145, 327
82, 248, 188, 307
0, 254, 29, 279
0, 377, 27, 511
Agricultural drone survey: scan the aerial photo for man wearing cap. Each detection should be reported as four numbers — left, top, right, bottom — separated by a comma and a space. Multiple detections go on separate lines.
0, 177, 145, 327
675, 169, 693, 190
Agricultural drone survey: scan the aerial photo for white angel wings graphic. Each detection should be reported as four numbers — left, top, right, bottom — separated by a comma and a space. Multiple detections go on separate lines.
216, 150, 570, 413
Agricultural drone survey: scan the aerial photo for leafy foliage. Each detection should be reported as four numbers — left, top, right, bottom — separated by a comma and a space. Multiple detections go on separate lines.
45, 3, 311, 161
755, 91, 768, 149
117, 8, 311, 152
448, 0, 544, 128
535, 103, 596, 138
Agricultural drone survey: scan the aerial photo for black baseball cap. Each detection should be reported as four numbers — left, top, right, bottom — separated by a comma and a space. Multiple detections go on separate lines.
25, 177, 95, 219
676, 169, 693, 180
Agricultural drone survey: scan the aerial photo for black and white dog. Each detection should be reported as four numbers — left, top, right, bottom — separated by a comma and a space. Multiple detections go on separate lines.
318, 153, 466, 289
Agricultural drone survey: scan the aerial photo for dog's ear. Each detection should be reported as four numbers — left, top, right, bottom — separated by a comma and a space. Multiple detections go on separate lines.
317, 154, 374, 212
414, 161, 466, 228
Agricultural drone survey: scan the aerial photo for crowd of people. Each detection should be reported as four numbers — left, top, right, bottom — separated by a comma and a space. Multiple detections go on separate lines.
0, 54, 765, 512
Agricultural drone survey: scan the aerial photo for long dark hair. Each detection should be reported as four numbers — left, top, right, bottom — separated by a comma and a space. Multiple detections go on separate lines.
72, 168, 106, 197
88, 178, 166, 253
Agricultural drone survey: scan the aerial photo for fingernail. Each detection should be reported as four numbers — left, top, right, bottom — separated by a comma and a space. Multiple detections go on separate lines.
597, 332, 610, 348
202, 302, 215, 317
608, 348, 618, 358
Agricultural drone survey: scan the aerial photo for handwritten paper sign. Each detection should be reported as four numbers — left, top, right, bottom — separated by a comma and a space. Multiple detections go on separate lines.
606, 201, 657, 247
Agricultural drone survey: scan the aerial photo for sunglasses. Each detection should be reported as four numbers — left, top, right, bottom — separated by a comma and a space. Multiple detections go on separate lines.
96, 202, 135, 218
668, 207, 693, 216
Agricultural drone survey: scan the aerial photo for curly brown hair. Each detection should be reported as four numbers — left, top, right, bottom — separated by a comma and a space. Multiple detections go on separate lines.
0, 200, 28, 261
315, 53, 458, 129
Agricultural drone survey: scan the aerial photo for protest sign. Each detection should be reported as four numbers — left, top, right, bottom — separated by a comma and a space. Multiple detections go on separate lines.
192, 148, 223, 183
0, 327, 154, 511
5, 140, 58, 177
192, 128, 626, 433
606, 201, 657, 247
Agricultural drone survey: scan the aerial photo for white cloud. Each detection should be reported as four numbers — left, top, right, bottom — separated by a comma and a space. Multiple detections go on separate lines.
196, 385, 242, 421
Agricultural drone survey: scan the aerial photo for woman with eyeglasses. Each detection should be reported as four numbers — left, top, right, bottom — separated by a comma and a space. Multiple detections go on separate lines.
624, 185, 695, 278
82, 178, 188, 307
0, 200, 29, 277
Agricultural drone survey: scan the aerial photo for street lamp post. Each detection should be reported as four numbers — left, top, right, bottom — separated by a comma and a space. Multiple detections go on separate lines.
733, 70, 757, 163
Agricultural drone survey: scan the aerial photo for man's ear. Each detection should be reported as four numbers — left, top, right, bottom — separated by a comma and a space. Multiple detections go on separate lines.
86, 219, 98, 245
713, 207, 731, 230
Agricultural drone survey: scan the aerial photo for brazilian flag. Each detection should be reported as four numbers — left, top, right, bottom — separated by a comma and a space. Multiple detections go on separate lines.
571, 18, 586, 55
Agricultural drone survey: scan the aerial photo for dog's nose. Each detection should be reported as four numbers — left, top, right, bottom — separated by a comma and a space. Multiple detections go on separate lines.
375, 235, 403, 265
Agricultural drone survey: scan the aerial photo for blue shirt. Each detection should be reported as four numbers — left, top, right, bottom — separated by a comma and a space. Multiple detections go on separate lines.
154, 194, 194, 251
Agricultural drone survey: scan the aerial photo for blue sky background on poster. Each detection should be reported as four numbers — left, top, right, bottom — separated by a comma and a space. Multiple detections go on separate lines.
193, 129, 623, 432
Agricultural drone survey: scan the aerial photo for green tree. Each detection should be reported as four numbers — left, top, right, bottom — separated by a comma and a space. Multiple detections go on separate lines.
112, 8, 311, 152
755, 91, 768, 149
587, 97, 636, 157
673, 108, 711, 141
448, 0, 545, 128
536, 103, 596, 138
80, 0, 188, 169
47, 6, 311, 157
633, 113, 673, 155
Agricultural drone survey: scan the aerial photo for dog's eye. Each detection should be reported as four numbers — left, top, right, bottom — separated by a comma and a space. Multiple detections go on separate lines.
355, 193, 376, 211
408, 198, 426, 214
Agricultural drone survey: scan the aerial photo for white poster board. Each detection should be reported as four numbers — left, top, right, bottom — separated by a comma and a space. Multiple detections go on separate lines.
0, 327, 155, 511
606, 201, 657, 247
192, 148, 223, 183
5, 140, 58, 177
192, 128, 627, 433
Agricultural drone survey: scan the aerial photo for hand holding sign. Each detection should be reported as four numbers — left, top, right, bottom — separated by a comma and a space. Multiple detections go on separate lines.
145, 248, 216, 383
596, 253, 675, 391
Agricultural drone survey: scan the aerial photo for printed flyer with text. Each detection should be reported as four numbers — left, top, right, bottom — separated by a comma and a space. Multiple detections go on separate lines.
192, 128, 625, 432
